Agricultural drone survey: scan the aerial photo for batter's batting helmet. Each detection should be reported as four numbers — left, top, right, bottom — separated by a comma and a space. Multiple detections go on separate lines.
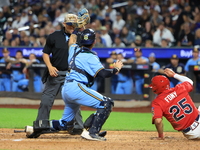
80, 29, 95, 46
149, 75, 170, 95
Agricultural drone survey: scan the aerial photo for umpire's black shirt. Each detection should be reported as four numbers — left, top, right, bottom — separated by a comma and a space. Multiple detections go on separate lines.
43, 27, 70, 71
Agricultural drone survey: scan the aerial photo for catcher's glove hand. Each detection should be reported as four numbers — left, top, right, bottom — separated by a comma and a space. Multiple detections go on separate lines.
78, 8, 89, 17
71, 8, 90, 28
72, 14, 90, 28
77, 14, 90, 28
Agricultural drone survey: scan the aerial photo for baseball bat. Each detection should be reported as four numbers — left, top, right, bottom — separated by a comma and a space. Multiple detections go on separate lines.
14, 130, 25, 133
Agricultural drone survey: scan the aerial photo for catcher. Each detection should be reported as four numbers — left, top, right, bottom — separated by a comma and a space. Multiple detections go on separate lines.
150, 68, 200, 140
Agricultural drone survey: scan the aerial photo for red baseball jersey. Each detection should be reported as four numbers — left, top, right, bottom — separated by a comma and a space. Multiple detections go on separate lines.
152, 81, 199, 131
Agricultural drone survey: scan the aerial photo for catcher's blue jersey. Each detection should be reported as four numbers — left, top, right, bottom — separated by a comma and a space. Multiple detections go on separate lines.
66, 43, 104, 84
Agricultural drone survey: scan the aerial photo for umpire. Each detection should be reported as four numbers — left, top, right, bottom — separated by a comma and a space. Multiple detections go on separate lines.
27, 13, 84, 138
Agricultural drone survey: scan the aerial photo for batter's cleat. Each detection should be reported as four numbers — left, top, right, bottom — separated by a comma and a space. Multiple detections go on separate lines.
81, 129, 106, 141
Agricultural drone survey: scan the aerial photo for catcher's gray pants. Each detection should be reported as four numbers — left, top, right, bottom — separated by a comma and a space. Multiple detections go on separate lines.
36, 71, 83, 129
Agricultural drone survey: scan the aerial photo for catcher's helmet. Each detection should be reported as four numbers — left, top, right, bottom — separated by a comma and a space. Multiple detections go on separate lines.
80, 29, 95, 46
149, 75, 170, 95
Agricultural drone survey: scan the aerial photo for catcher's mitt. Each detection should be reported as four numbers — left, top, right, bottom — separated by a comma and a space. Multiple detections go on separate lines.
78, 8, 89, 17
76, 14, 90, 28
72, 8, 90, 28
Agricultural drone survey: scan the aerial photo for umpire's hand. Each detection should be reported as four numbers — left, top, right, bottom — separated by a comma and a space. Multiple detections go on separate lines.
48, 66, 58, 77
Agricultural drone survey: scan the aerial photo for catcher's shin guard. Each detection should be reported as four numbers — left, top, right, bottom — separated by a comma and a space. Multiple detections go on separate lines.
84, 113, 95, 130
89, 97, 114, 134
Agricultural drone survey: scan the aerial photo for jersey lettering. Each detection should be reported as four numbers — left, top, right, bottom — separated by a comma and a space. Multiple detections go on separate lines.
169, 98, 193, 122
164, 91, 177, 103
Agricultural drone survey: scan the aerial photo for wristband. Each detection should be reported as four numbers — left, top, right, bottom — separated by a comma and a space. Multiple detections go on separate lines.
113, 68, 119, 74
173, 73, 177, 78
158, 133, 164, 138
72, 28, 80, 35
115, 67, 120, 72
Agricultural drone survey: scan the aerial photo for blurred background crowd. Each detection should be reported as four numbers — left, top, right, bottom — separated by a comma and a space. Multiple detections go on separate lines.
1, 0, 200, 96
0, 0, 200, 48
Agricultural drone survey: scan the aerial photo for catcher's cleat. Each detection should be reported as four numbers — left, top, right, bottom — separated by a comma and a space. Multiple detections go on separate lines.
81, 129, 106, 141
69, 128, 83, 135
69, 129, 106, 136
89, 133, 106, 141
99, 131, 107, 137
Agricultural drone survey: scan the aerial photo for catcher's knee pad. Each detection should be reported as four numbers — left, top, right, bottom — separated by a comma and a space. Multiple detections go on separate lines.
102, 96, 114, 110
97, 96, 114, 120
33, 119, 50, 131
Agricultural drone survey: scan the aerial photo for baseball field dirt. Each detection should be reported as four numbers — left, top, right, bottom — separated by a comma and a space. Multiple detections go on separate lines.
1, 105, 200, 150
1, 128, 199, 150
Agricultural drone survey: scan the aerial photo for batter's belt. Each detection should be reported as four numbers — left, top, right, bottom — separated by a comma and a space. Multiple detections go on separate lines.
181, 115, 200, 133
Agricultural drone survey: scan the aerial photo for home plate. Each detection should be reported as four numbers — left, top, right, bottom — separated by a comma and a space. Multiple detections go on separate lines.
13, 139, 24, 141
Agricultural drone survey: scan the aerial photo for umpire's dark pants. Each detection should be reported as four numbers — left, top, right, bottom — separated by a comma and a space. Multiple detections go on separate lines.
36, 71, 83, 129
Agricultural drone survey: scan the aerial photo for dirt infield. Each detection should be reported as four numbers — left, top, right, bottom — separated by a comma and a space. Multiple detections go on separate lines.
0, 128, 199, 150
1, 105, 200, 150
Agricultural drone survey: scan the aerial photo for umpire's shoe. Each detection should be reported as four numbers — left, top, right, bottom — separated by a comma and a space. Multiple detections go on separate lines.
25, 126, 56, 138
26, 131, 41, 138
26, 128, 57, 138
25, 126, 41, 138
81, 129, 106, 141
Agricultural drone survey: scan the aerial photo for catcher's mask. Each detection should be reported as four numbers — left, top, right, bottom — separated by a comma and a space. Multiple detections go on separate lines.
64, 14, 77, 26
80, 29, 95, 46
149, 75, 170, 95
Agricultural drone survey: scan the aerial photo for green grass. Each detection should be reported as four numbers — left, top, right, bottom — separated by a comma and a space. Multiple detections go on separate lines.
0, 108, 174, 132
